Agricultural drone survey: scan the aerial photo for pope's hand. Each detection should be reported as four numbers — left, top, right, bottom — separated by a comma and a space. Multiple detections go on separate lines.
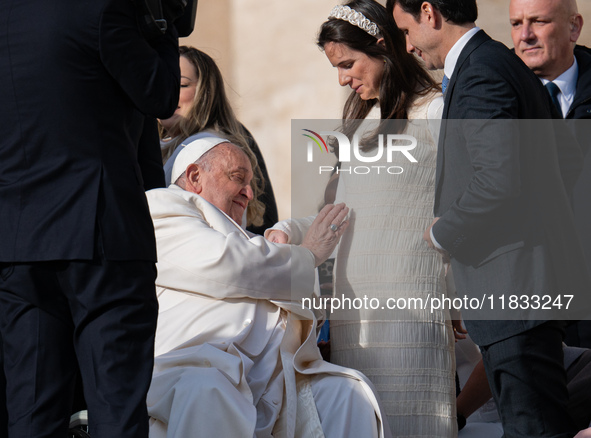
302, 203, 349, 267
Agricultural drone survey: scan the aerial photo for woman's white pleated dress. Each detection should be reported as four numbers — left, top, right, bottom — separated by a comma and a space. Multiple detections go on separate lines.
330, 93, 457, 437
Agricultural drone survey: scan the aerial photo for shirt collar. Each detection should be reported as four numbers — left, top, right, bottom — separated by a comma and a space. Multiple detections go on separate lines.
540, 57, 578, 102
443, 27, 481, 79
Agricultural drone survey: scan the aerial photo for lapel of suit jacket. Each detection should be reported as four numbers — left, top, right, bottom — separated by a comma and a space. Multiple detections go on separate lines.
571, 46, 591, 115
442, 30, 491, 117
435, 30, 492, 212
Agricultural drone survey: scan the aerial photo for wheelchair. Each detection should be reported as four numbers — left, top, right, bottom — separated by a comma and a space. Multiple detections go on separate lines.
69, 410, 90, 438
68, 371, 90, 438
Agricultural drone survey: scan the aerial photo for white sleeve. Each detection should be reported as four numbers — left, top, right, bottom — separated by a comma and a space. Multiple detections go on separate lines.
154, 215, 316, 302
264, 215, 316, 245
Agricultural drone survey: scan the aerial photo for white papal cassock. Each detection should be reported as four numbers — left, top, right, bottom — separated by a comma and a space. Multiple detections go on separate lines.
145, 185, 391, 438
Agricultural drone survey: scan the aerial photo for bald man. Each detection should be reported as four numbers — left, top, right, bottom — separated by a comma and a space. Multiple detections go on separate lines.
511, 0, 584, 82
511, 0, 591, 348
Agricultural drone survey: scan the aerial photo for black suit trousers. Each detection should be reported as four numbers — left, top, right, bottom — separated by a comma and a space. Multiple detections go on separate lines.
0, 257, 158, 438
566, 348, 591, 430
0, 333, 7, 438
480, 321, 575, 438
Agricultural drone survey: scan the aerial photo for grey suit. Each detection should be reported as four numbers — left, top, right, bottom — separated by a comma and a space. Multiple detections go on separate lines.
434, 30, 590, 437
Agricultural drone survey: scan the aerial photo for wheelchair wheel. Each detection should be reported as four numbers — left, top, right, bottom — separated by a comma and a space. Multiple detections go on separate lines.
68, 410, 90, 438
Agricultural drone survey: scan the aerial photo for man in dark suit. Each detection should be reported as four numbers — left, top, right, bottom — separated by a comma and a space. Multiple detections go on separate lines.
510, 0, 591, 349
0, 338, 6, 438
0, 0, 180, 437
136, 115, 168, 191
389, 0, 590, 436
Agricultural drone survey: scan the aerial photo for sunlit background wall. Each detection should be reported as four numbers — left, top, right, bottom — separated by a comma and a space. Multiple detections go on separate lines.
181, 0, 591, 220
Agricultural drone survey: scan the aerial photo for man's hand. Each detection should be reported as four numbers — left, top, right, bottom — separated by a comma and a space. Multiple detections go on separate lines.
452, 319, 468, 341
302, 203, 349, 267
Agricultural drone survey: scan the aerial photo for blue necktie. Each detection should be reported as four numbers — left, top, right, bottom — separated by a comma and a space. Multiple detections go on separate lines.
442, 75, 450, 94
545, 81, 563, 118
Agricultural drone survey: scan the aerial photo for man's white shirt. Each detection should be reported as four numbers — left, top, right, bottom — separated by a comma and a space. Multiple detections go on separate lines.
540, 58, 578, 117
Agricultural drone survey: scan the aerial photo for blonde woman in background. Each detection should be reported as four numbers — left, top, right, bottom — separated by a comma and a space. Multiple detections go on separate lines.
159, 46, 278, 234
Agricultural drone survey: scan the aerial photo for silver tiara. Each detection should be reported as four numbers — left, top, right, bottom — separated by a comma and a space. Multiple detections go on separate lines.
328, 5, 382, 38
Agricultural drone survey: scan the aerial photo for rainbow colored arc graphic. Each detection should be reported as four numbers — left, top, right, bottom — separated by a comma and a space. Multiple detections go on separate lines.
302, 129, 329, 153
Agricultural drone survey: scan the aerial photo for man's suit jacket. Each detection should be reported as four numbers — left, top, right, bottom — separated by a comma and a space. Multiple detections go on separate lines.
433, 30, 590, 346
136, 115, 167, 191
568, 46, 591, 120
565, 46, 591, 346
569, 46, 591, 271
0, 0, 180, 262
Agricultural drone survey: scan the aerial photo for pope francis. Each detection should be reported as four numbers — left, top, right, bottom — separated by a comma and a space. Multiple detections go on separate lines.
145, 137, 391, 438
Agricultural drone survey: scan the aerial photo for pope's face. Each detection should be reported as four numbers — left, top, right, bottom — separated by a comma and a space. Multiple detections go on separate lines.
324, 42, 384, 100
199, 144, 254, 225
510, 0, 580, 80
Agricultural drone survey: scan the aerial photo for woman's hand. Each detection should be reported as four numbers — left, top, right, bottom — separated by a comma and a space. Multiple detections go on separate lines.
266, 230, 289, 244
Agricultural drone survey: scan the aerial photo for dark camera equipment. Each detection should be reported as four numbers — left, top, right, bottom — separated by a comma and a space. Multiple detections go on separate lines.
175, 0, 198, 37
135, 0, 198, 39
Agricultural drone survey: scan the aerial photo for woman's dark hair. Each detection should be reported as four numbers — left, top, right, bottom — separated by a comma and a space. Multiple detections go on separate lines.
318, 0, 438, 150
386, 0, 478, 25
318, 0, 438, 122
